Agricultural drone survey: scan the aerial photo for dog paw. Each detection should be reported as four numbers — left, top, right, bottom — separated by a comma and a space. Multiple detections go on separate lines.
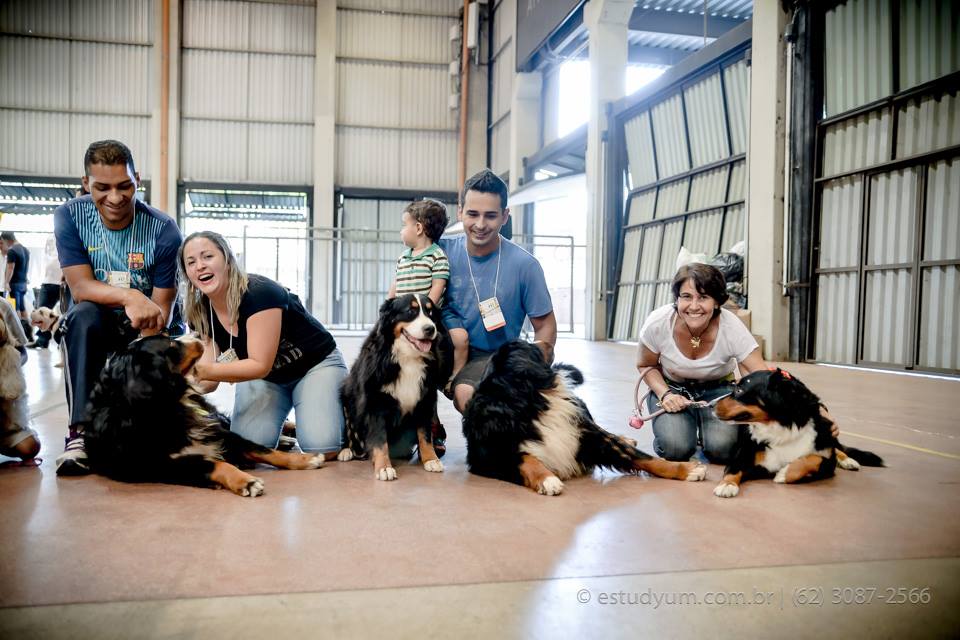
305, 454, 325, 469
337, 448, 354, 462
376, 466, 397, 481
423, 459, 444, 473
239, 477, 265, 497
838, 455, 860, 471
538, 476, 564, 496
773, 467, 788, 484
685, 463, 707, 482
713, 482, 739, 498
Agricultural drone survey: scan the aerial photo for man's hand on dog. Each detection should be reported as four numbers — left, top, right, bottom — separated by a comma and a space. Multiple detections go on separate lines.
534, 340, 554, 365
123, 290, 165, 332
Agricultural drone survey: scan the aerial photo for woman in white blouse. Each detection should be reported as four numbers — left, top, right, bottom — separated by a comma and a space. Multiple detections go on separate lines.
636, 263, 766, 463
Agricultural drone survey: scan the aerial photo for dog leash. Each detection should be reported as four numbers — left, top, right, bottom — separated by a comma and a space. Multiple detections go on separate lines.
628, 367, 730, 429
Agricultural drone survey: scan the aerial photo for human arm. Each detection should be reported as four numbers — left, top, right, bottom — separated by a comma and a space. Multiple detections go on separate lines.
427, 278, 446, 305
193, 308, 282, 383
138, 286, 177, 337
4, 261, 12, 291
190, 337, 220, 394
738, 348, 767, 374
428, 251, 450, 305
636, 343, 691, 413
62, 264, 165, 332
530, 311, 557, 364
388, 279, 397, 299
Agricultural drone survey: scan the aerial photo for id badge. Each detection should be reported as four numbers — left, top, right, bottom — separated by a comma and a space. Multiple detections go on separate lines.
478, 296, 506, 332
107, 270, 130, 288
217, 348, 239, 363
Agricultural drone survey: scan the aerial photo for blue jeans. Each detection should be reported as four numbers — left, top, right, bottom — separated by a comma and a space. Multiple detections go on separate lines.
647, 382, 740, 464
231, 348, 348, 453
9, 283, 27, 313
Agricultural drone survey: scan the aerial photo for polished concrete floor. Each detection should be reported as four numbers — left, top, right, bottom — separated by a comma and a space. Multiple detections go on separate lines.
1, 337, 958, 639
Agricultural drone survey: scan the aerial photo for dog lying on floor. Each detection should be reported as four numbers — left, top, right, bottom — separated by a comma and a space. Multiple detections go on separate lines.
84, 334, 325, 497
712, 368, 884, 498
338, 293, 453, 480
461, 340, 707, 496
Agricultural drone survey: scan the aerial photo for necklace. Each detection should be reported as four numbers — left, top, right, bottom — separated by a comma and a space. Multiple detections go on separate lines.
678, 312, 709, 350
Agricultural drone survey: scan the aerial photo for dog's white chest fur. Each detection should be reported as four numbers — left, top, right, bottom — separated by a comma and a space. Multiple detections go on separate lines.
519, 383, 583, 480
382, 341, 427, 415
749, 421, 817, 472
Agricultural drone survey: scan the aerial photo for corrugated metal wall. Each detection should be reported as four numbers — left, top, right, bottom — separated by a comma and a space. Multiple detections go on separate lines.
489, 0, 515, 176
179, 0, 315, 185
813, 0, 960, 372
334, 4, 458, 191
337, 195, 457, 328
611, 56, 749, 341
823, 0, 892, 117
0, 0, 154, 178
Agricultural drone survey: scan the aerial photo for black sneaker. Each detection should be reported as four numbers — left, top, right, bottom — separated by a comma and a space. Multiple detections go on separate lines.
55, 434, 90, 476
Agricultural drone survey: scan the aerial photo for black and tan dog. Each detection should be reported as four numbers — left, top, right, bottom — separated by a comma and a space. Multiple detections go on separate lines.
84, 334, 325, 497
338, 293, 453, 480
461, 340, 707, 496
712, 368, 883, 498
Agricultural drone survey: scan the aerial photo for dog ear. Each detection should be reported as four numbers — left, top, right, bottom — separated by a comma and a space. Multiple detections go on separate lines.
379, 297, 396, 315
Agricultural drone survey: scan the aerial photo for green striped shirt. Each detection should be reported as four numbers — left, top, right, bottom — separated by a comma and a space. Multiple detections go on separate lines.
396, 243, 450, 300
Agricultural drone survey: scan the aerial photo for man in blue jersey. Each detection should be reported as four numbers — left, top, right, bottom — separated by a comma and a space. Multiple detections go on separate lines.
54, 140, 183, 476
441, 169, 557, 414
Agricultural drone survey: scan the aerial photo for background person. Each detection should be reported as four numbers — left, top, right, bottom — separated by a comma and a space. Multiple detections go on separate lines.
2, 231, 33, 342
27, 235, 63, 349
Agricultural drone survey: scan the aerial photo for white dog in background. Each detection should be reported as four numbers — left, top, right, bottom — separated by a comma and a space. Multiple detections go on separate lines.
30, 306, 64, 367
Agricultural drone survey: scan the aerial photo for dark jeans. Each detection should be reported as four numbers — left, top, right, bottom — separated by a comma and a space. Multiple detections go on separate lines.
62, 302, 139, 428
648, 380, 740, 464
8, 283, 32, 340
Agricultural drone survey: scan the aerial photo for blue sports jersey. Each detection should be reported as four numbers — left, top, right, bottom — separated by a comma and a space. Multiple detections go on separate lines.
54, 195, 181, 298
439, 235, 553, 353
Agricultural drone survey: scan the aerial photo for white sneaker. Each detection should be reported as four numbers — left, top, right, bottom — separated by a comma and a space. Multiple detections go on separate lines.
55, 434, 90, 476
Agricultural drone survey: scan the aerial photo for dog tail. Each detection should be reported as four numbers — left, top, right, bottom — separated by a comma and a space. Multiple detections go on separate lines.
553, 363, 583, 387
577, 423, 651, 474
838, 444, 885, 467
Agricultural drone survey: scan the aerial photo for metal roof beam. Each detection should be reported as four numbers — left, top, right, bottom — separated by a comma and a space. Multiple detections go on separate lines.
629, 8, 745, 39
628, 44, 692, 66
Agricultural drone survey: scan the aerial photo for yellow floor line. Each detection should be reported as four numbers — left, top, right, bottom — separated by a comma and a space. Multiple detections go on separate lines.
844, 431, 960, 460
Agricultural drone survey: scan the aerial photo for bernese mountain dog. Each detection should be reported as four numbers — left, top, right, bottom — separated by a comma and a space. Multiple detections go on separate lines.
712, 368, 883, 498
338, 293, 453, 481
84, 334, 325, 497
461, 340, 708, 496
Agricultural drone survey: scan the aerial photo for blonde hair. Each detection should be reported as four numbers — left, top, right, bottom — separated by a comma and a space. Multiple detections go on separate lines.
178, 231, 248, 340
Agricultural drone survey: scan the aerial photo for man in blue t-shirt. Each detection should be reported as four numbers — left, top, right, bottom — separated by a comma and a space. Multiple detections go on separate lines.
440, 169, 557, 414
53, 140, 183, 476
1, 231, 33, 341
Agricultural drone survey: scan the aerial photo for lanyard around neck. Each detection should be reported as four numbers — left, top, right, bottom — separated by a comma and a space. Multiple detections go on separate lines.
465, 236, 501, 305
97, 210, 136, 273
210, 301, 233, 355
